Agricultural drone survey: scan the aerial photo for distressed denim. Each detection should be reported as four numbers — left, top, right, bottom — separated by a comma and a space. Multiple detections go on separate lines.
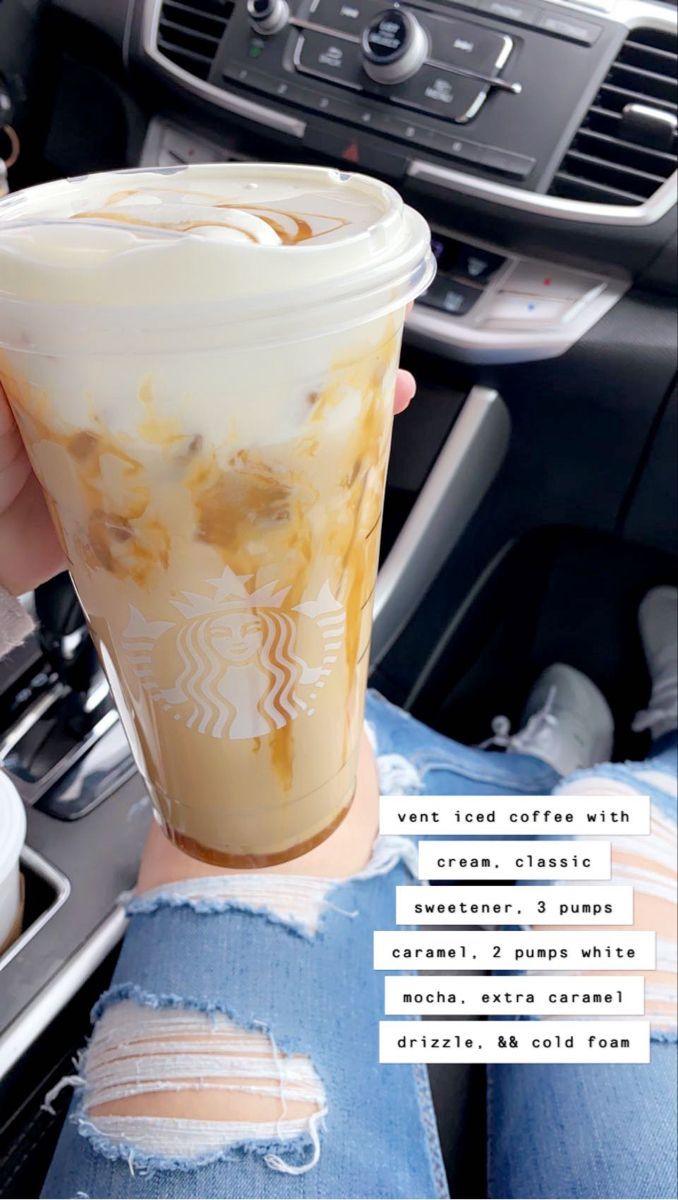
42, 691, 676, 1199
43, 830, 447, 1200
363, 695, 677, 1200
363, 690, 562, 797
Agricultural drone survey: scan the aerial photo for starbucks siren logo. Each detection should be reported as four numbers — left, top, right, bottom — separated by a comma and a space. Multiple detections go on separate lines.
122, 567, 345, 740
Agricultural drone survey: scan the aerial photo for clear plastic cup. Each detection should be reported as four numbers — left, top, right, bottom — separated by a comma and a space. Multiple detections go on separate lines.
0, 772, 26, 952
0, 163, 434, 866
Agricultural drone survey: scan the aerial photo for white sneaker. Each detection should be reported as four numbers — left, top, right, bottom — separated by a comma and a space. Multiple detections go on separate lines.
633, 586, 678, 742
482, 664, 614, 776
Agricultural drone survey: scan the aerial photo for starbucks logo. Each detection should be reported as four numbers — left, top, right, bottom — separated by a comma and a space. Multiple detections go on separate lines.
121, 567, 345, 740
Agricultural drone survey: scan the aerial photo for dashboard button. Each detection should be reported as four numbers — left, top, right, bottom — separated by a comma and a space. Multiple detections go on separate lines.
385, 114, 433, 142
224, 61, 321, 107
480, 145, 535, 178
390, 66, 487, 123
505, 261, 601, 301
480, 0, 537, 26
267, 78, 295, 97
307, 0, 370, 36
223, 60, 272, 87
248, 73, 321, 106
301, 123, 405, 175
247, 0, 290, 35
419, 278, 481, 316
301, 89, 357, 119
483, 292, 571, 324
436, 22, 513, 75
354, 105, 382, 127
361, 7, 429, 84
448, 242, 507, 283
430, 131, 487, 164
371, 117, 484, 163
536, 13, 601, 44
294, 30, 364, 88
349, 109, 395, 136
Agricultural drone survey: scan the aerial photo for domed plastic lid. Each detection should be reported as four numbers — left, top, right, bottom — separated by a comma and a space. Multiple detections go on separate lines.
0, 163, 435, 353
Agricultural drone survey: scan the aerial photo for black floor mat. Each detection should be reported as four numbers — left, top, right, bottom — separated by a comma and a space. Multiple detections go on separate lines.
411, 526, 677, 761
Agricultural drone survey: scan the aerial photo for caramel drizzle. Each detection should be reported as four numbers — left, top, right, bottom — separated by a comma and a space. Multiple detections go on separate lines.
1, 285, 397, 800
71, 210, 258, 241
70, 186, 350, 245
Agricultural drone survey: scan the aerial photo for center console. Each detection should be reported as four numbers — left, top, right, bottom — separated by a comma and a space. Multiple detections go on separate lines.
218, 0, 617, 188
135, 0, 677, 361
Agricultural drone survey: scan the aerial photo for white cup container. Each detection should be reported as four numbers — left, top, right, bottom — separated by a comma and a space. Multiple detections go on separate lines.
0, 771, 26, 952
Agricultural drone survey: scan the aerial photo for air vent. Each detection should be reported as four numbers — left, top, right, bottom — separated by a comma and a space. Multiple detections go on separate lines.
549, 27, 677, 206
157, 0, 234, 81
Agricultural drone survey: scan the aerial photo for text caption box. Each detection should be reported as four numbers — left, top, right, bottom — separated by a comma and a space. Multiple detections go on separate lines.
418, 840, 611, 881
380, 794, 650, 836
383, 974, 645, 1016
396, 884, 634, 925
373, 929, 656, 970
379, 1020, 650, 1063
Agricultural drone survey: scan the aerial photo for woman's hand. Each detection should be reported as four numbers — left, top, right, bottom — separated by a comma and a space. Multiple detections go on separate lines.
0, 366, 416, 596
394, 368, 416, 415
0, 385, 66, 595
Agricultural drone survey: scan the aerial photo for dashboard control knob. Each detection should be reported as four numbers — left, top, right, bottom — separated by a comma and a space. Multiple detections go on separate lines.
247, 0, 289, 35
362, 7, 429, 84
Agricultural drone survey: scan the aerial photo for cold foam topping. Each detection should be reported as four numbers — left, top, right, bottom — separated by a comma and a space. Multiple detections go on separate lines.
0, 163, 426, 306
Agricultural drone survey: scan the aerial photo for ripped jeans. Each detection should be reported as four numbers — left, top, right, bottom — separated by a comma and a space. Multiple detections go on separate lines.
43, 690, 677, 1200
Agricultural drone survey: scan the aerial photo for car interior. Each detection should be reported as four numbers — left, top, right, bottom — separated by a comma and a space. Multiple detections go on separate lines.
0, 0, 676, 1195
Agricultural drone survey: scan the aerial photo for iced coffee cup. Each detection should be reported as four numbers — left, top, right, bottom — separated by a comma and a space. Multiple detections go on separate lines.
0, 163, 433, 865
